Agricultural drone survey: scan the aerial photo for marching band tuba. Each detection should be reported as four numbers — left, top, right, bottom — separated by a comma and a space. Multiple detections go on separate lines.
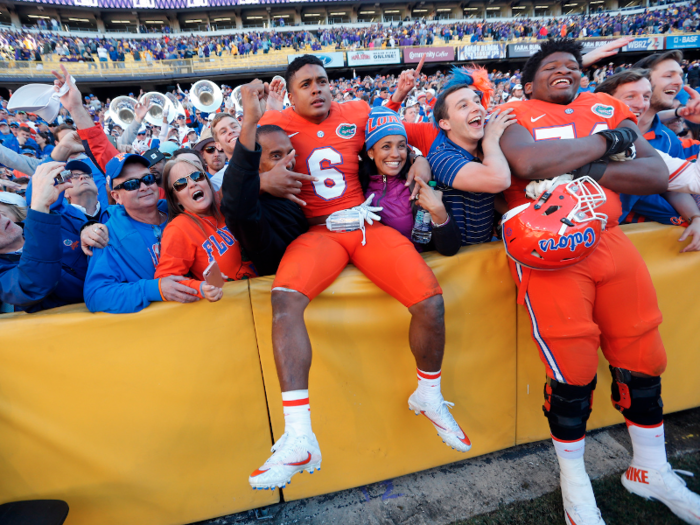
108, 96, 139, 129
190, 80, 223, 113
139, 92, 173, 126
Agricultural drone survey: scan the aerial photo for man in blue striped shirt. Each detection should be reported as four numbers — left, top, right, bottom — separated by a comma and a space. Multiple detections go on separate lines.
426, 76, 516, 246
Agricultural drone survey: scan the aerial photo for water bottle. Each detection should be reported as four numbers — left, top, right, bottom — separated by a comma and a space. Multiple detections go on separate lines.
411, 181, 437, 244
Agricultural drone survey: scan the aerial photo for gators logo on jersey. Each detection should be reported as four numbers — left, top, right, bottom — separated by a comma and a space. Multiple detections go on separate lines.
591, 104, 614, 119
336, 123, 357, 139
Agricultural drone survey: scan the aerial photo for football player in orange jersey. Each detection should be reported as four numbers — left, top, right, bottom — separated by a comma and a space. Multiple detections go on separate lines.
499, 39, 700, 525
248, 56, 472, 491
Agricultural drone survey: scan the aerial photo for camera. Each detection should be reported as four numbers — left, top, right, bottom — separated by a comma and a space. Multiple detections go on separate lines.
54, 170, 73, 185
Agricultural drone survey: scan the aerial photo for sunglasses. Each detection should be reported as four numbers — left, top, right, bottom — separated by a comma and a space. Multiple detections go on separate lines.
172, 171, 207, 192
203, 145, 223, 154
113, 173, 158, 191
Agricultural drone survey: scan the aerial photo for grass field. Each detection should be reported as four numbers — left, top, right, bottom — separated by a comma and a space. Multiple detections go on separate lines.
456, 452, 700, 525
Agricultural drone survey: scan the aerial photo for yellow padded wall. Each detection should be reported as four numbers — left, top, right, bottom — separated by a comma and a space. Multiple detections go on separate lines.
249, 243, 517, 501
516, 223, 700, 444
0, 281, 277, 525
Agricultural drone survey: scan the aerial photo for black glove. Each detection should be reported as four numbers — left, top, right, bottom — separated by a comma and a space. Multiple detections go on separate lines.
572, 158, 609, 182
597, 128, 638, 157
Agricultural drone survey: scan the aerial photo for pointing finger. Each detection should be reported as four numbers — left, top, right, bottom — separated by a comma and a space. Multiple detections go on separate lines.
415, 55, 426, 77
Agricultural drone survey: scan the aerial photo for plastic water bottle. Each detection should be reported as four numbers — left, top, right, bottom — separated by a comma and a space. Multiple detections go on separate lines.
411, 181, 437, 244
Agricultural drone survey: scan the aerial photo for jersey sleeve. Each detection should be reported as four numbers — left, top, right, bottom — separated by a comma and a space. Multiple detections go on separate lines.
154, 220, 203, 299
403, 123, 439, 157
681, 138, 700, 161
259, 109, 285, 129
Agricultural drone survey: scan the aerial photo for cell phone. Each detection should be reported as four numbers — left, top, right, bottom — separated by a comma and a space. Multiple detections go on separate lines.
54, 170, 73, 186
203, 260, 225, 288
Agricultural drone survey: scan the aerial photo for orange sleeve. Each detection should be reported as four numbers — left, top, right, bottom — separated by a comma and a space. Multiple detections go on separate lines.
77, 124, 120, 173
155, 220, 204, 299
403, 123, 440, 157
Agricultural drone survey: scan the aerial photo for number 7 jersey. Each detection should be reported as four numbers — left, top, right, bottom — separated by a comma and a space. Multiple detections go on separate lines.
500, 92, 636, 227
259, 100, 370, 218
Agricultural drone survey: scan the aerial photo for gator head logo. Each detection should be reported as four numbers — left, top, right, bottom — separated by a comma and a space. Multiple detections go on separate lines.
336, 123, 357, 139
317, 55, 333, 66
591, 104, 614, 119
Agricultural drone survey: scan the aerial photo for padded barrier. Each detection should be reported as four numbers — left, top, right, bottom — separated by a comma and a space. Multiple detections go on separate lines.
0, 280, 277, 525
0, 223, 697, 520
516, 223, 700, 444
249, 242, 517, 501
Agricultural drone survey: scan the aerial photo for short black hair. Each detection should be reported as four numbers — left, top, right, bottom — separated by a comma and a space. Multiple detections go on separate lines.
633, 50, 683, 71
521, 39, 584, 92
285, 55, 326, 91
256, 124, 287, 142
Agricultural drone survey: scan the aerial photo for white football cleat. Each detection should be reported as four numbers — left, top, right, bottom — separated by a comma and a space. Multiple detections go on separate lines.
248, 430, 322, 490
408, 391, 472, 452
561, 471, 606, 525
621, 463, 700, 524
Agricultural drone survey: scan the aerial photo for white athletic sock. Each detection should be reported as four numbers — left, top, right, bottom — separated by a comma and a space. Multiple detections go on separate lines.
627, 420, 667, 470
552, 435, 586, 460
282, 390, 312, 436
416, 368, 442, 401
553, 439, 597, 509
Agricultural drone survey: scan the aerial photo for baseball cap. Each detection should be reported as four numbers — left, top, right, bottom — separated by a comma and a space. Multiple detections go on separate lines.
9, 122, 18, 128
65, 159, 92, 174
20, 148, 35, 156
0, 120, 7, 126
144, 148, 165, 166
105, 153, 150, 189
159, 140, 179, 158
513, 84, 523, 90
0, 192, 27, 208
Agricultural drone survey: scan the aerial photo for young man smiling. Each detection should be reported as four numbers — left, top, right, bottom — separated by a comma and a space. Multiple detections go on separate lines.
498, 39, 699, 525
247, 55, 470, 491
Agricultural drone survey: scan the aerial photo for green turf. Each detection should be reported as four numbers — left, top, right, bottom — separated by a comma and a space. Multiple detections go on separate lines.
455, 452, 700, 525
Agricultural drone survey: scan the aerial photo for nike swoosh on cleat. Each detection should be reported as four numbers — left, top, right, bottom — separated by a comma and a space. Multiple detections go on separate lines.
566, 511, 578, 525
285, 452, 312, 466
457, 425, 472, 446
288, 132, 300, 137
531, 114, 546, 122
421, 411, 448, 431
250, 468, 270, 477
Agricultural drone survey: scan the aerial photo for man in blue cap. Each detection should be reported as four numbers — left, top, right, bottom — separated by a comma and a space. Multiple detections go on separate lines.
83, 152, 199, 313
0, 120, 12, 144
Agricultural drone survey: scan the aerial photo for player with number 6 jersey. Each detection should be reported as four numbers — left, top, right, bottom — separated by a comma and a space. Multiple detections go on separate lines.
260, 99, 367, 218
248, 55, 471, 492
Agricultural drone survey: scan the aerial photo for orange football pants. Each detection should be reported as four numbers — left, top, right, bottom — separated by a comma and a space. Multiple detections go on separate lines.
509, 226, 666, 386
273, 223, 442, 307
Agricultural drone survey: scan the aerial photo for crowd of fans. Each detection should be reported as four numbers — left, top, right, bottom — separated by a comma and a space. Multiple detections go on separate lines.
1, 2, 699, 63
2, 36, 700, 314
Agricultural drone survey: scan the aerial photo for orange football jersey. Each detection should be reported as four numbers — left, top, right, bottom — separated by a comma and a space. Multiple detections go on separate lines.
259, 101, 369, 218
500, 92, 637, 228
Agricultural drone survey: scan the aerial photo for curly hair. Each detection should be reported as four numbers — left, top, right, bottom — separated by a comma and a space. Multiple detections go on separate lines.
521, 39, 584, 96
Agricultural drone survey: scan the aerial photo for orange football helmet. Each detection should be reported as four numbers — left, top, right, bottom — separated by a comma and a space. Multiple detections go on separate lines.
502, 176, 608, 270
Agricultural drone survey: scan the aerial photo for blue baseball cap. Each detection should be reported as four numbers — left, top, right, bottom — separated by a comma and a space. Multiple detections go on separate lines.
0, 120, 7, 125
105, 153, 150, 189
65, 160, 93, 174
20, 148, 36, 156
365, 107, 406, 150
9, 122, 18, 128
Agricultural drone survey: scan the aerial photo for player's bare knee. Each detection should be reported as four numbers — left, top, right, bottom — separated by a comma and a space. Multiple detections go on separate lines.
272, 289, 309, 321
410, 294, 444, 324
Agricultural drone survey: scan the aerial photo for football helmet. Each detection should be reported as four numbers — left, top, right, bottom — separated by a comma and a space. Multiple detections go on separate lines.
502, 176, 608, 270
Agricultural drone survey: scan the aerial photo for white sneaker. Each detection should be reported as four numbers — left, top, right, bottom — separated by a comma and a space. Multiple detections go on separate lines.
561, 472, 606, 525
408, 391, 472, 452
248, 430, 322, 490
621, 462, 700, 524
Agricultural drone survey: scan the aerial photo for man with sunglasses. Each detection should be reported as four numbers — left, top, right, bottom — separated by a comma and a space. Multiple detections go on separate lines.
194, 129, 226, 181
83, 153, 200, 314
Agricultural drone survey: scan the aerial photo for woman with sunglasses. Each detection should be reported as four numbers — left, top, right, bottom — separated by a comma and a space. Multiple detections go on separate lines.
155, 157, 257, 302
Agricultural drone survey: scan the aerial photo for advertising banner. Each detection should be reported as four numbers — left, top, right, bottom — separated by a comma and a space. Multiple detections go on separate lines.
347, 48, 401, 67
458, 43, 506, 61
287, 52, 345, 68
579, 39, 616, 52
622, 36, 664, 52
666, 35, 700, 50
507, 43, 541, 58
403, 47, 455, 63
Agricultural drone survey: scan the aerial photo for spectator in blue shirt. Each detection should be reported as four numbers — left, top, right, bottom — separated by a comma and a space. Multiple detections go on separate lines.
427, 80, 515, 246
0, 161, 74, 313
83, 153, 199, 313
3, 125, 38, 156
